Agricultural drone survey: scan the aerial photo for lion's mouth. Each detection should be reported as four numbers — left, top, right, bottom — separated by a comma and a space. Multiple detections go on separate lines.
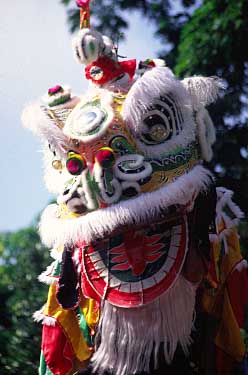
81, 214, 188, 307
39, 165, 212, 250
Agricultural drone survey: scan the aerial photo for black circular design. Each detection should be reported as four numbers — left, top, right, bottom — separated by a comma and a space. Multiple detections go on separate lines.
140, 94, 183, 146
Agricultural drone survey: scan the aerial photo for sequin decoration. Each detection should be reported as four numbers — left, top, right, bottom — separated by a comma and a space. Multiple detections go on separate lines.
52, 159, 63, 170
150, 124, 169, 142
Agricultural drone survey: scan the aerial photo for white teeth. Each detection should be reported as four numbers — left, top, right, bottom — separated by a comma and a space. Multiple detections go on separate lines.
94, 261, 106, 271
153, 271, 165, 283
141, 277, 154, 289
88, 252, 102, 263
109, 277, 121, 288
98, 268, 108, 279
171, 234, 181, 246
130, 282, 142, 292
163, 257, 174, 272
168, 245, 179, 259
118, 283, 131, 292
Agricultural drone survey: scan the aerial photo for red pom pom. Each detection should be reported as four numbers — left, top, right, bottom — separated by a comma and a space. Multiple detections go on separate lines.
66, 153, 86, 175
48, 85, 63, 96
95, 147, 115, 169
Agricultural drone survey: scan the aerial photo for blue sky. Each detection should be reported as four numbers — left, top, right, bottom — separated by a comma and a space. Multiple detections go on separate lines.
0, 0, 162, 232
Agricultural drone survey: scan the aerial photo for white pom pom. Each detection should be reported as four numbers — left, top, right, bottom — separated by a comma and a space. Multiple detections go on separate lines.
72, 28, 104, 65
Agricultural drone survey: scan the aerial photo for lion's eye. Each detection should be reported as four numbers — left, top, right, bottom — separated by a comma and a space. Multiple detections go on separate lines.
140, 95, 184, 145
63, 98, 113, 143
79, 108, 105, 134
82, 110, 98, 124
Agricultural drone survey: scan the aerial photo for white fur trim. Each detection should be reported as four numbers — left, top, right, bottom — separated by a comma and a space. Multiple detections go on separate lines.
196, 106, 216, 162
181, 76, 225, 110
39, 165, 213, 247
216, 187, 244, 228
43, 143, 75, 194
50, 246, 63, 261
23, 102, 78, 194
33, 305, 56, 327
22, 102, 69, 157
33, 310, 56, 327
38, 262, 58, 285
91, 275, 196, 375
210, 187, 244, 245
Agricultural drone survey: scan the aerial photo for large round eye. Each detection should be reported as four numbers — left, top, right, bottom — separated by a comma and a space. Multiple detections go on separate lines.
143, 114, 171, 143
63, 98, 114, 142
140, 95, 184, 145
78, 107, 105, 135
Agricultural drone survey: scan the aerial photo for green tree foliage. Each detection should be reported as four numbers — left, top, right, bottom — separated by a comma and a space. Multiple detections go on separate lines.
0, 228, 50, 374
175, 0, 248, 216
62, 0, 248, 218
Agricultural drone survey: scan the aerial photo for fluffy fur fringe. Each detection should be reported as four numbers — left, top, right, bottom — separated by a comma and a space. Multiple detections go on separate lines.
122, 67, 192, 135
196, 106, 216, 162
181, 76, 226, 110
209, 187, 244, 247
22, 102, 69, 158
216, 187, 244, 225
91, 276, 196, 375
33, 307, 56, 327
39, 165, 213, 247
38, 262, 58, 285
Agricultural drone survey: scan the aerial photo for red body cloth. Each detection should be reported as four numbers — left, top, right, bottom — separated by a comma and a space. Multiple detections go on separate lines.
42, 323, 74, 375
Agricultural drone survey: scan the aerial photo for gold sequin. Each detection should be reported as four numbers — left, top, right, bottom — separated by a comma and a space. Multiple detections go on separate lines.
150, 124, 169, 142
52, 159, 63, 170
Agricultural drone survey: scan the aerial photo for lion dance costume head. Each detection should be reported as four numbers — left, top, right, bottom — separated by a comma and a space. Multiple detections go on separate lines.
23, 1, 247, 374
